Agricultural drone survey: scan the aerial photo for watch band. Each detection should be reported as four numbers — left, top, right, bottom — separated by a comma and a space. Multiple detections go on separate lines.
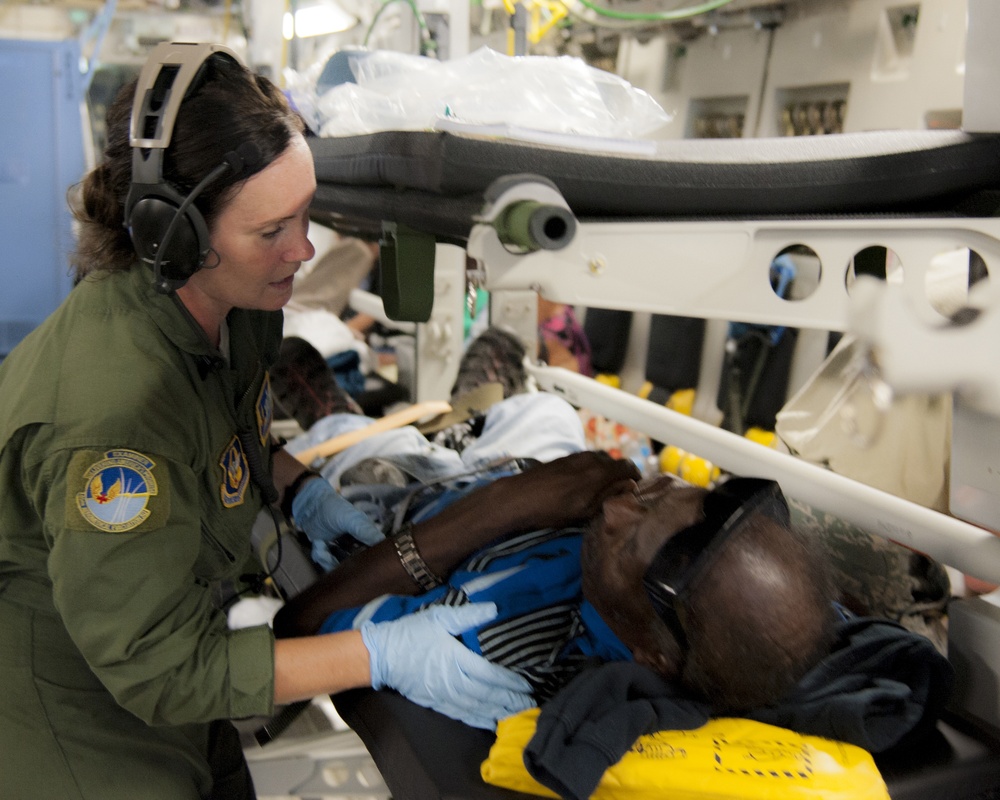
392, 524, 443, 591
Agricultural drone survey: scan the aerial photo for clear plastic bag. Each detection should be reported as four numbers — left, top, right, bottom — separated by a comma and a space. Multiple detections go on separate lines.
774, 335, 951, 511
286, 46, 672, 140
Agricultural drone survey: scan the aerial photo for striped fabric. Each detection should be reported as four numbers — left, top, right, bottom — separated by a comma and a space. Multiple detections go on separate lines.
319, 525, 630, 702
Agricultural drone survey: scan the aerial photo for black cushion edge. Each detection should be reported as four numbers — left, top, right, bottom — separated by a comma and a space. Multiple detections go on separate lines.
309, 130, 1000, 218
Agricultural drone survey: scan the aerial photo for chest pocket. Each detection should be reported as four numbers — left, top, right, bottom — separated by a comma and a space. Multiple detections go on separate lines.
196, 522, 243, 582
193, 357, 276, 583
194, 434, 264, 583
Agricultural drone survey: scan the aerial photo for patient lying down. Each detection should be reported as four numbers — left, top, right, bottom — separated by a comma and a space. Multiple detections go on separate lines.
265, 322, 954, 800
275, 449, 838, 717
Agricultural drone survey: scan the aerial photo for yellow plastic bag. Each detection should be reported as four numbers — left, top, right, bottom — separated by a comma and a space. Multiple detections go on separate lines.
481, 709, 890, 800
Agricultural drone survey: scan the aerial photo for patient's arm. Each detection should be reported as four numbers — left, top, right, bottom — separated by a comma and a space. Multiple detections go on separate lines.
273, 451, 639, 637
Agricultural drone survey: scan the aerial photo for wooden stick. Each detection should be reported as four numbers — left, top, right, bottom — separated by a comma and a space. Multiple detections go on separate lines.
293, 401, 453, 465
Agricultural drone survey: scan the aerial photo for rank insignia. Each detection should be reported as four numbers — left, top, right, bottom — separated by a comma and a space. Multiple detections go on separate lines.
76, 450, 158, 533
219, 436, 249, 507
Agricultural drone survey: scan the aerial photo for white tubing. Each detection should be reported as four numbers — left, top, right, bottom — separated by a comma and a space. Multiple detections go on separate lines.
530, 364, 1000, 585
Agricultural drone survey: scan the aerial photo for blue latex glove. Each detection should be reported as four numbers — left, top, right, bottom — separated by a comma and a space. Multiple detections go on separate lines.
360, 602, 536, 730
291, 477, 384, 568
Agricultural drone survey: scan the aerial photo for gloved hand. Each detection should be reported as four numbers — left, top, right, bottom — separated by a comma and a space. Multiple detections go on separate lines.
360, 602, 535, 730
291, 476, 384, 570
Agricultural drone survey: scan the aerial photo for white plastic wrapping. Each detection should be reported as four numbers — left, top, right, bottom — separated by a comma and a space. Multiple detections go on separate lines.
286, 46, 672, 140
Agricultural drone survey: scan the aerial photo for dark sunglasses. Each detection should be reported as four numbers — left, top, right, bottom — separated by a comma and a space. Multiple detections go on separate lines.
641, 478, 789, 647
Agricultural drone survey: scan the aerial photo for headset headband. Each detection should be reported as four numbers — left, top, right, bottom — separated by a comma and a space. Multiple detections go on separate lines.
131, 42, 242, 149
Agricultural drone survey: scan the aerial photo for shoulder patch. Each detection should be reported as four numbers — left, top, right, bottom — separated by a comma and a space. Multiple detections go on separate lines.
256, 373, 273, 445
74, 449, 161, 533
219, 435, 249, 507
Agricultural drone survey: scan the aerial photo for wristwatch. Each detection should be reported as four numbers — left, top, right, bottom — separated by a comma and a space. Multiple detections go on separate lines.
392, 524, 443, 591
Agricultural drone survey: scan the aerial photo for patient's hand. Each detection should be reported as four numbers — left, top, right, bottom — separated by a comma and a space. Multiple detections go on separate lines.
499, 451, 640, 531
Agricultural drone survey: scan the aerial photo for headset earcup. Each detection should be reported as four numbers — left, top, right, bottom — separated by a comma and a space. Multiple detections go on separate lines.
127, 190, 211, 283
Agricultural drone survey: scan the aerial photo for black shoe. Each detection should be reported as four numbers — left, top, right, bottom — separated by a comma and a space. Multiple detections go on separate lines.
450, 327, 527, 401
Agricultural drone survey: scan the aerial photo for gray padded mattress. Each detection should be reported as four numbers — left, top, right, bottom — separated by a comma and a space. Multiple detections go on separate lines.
309, 129, 1000, 240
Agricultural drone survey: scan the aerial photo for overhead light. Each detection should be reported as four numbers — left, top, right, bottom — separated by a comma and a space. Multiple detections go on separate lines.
283, 3, 358, 39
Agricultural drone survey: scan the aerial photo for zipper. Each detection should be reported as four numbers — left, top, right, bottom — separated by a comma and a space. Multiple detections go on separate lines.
236, 361, 264, 419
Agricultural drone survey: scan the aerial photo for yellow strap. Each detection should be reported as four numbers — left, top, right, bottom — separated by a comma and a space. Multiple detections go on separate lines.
294, 401, 452, 465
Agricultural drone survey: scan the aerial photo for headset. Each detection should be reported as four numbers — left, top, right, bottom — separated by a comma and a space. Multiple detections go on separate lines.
125, 42, 260, 294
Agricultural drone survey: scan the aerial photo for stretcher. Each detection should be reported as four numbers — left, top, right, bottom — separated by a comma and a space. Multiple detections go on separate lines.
240, 120, 1000, 800
236, 3, 1000, 791
308, 126, 1000, 582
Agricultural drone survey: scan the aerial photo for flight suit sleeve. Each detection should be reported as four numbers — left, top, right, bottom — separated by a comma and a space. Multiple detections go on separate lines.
31, 444, 276, 726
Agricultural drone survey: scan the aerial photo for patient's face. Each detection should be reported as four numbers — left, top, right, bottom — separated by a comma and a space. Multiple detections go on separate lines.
581, 477, 706, 662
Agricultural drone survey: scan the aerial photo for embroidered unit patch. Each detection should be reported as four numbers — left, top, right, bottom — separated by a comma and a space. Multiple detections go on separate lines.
219, 435, 249, 507
76, 450, 158, 532
256, 373, 273, 445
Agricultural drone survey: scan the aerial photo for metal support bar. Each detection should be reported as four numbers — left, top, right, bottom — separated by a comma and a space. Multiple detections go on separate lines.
414, 243, 467, 402
528, 364, 1000, 586
468, 216, 1000, 332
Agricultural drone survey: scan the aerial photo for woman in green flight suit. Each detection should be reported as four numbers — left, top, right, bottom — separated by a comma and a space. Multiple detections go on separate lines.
0, 42, 536, 799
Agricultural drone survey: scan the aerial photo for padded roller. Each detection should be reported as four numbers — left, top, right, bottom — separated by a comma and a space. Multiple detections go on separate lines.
494, 201, 577, 251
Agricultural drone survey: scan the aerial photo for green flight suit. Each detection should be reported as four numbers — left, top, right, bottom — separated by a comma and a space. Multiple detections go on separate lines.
0, 266, 283, 799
